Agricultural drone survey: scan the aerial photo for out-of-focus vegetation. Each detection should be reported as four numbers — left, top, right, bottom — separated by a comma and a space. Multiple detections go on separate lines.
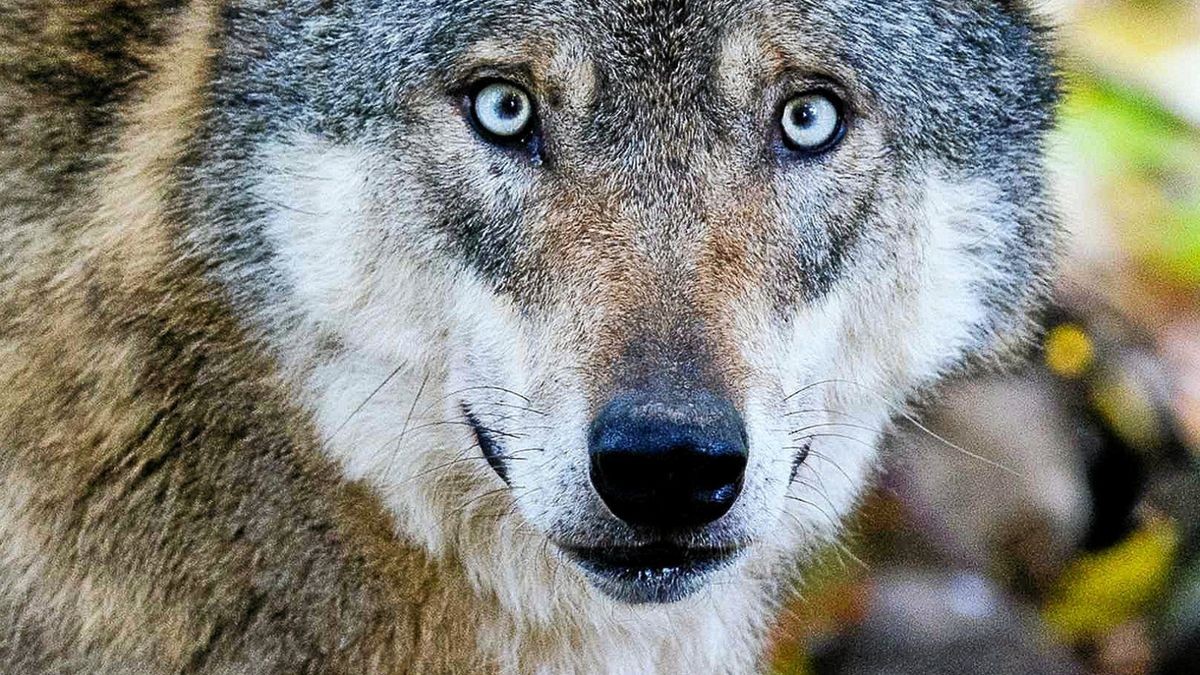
1063, 79, 1200, 286
770, 1, 1200, 673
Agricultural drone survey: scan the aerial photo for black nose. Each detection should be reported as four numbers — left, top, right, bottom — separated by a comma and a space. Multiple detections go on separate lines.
588, 390, 748, 529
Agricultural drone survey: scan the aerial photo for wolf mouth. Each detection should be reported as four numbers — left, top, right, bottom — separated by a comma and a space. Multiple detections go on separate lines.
462, 403, 748, 603
563, 543, 744, 604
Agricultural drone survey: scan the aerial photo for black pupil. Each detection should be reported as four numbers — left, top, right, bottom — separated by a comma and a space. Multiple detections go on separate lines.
495, 91, 524, 120
791, 100, 818, 129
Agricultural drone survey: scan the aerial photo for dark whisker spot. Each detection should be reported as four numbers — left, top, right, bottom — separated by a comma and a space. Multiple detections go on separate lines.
788, 441, 812, 483
463, 405, 511, 485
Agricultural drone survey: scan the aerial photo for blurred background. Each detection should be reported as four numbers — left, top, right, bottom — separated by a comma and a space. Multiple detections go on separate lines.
768, 1, 1200, 673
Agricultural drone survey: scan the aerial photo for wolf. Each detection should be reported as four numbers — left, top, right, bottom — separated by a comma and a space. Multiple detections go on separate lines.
0, 0, 1059, 672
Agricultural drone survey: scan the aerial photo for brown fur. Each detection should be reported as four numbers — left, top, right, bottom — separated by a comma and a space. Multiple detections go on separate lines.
0, 3, 493, 672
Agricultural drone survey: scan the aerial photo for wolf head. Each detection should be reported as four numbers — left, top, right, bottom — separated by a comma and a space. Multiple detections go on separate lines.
184, 0, 1057, 612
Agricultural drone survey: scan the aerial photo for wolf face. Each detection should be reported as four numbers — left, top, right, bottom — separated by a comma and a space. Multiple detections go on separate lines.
186, 0, 1057, 621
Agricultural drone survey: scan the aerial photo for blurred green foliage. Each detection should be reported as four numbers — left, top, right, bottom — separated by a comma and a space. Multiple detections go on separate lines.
1060, 76, 1200, 286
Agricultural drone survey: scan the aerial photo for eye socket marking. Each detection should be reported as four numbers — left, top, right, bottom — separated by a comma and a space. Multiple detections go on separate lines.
470, 80, 535, 141
779, 91, 846, 154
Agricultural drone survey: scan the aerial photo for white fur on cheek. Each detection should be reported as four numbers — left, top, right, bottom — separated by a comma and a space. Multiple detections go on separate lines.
741, 173, 1013, 571
255, 138, 367, 326
902, 175, 1006, 380
250, 133, 465, 552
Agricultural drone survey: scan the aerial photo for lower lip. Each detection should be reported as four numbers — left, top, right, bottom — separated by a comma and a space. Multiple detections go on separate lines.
564, 544, 744, 604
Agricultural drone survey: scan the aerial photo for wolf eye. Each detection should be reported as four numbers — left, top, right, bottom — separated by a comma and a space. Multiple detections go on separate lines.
780, 91, 844, 153
471, 81, 534, 140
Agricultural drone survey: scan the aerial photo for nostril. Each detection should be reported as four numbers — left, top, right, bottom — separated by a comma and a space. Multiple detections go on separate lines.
591, 447, 660, 497
690, 446, 749, 492
587, 391, 748, 530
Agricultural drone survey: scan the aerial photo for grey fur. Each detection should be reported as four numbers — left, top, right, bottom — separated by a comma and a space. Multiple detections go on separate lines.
186, 0, 1059, 357
0, 0, 1061, 671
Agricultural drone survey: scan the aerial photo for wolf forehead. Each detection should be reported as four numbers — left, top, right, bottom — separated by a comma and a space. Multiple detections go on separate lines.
286, 0, 1057, 153
230, 0, 1056, 221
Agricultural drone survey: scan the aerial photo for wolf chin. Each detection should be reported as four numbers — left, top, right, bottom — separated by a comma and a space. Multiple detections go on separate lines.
0, 0, 1058, 672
